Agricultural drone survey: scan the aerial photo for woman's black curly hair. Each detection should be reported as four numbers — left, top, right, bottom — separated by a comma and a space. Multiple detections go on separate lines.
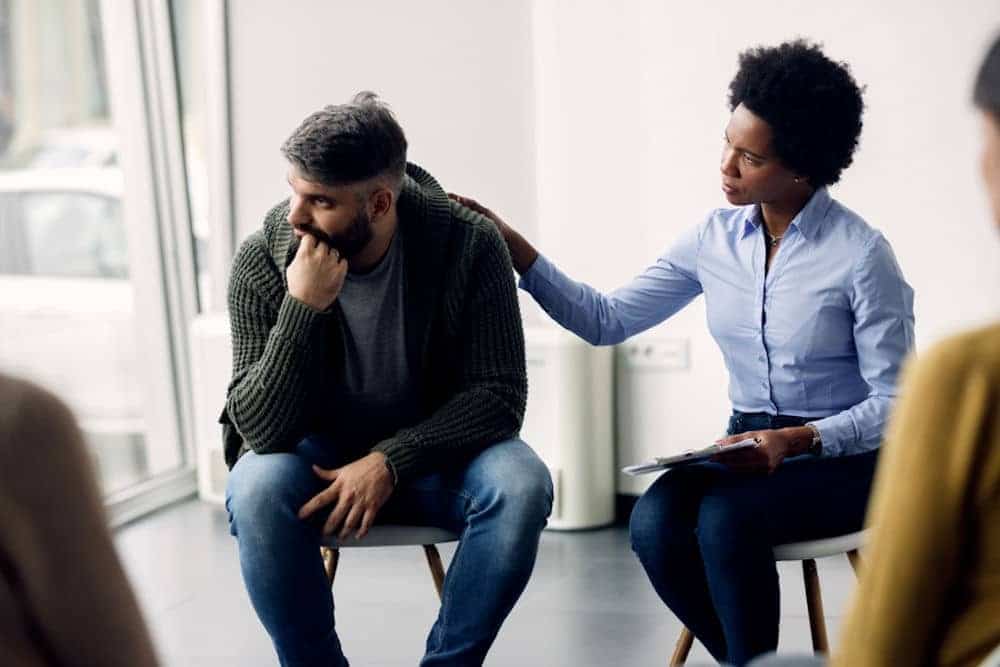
728, 40, 864, 188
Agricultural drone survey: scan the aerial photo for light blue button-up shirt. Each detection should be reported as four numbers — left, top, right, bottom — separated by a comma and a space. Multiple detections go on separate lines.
519, 188, 915, 457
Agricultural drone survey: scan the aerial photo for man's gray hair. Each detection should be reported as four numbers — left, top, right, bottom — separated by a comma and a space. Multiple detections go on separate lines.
281, 91, 408, 192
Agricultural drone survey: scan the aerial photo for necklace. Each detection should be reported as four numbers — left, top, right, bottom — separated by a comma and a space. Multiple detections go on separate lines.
763, 228, 784, 247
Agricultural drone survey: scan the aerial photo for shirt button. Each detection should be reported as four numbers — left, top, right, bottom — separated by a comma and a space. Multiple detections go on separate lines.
758, 355, 766, 362
761, 381, 768, 389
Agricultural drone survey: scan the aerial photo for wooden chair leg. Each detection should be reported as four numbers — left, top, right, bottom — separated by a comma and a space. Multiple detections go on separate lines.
847, 549, 862, 577
321, 546, 339, 586
670, 627, 694, 666
423, 544, 446, 601
802, 559, 829, 653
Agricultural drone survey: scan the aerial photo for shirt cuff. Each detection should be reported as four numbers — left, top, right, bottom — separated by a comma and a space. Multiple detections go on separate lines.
517, 252, 554, 294
808, 414, 858, 458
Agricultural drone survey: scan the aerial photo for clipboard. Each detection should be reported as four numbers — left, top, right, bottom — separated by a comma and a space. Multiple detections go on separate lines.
622, 438, 759, 476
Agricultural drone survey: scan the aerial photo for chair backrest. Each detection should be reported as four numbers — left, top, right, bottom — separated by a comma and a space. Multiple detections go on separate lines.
321, 525, 459, 549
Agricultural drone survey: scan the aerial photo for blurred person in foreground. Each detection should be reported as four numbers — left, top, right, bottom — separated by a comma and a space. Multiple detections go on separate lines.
0, 372, 158, 666
828, 33, 1000, 667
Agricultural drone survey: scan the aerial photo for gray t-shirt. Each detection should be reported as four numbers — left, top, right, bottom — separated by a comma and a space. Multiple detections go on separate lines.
332, 233, 421, 450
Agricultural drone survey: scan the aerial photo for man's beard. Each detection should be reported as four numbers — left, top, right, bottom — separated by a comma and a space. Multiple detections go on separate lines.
294, 208, 374, 259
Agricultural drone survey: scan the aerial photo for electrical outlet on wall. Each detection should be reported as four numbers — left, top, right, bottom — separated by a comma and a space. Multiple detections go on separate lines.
619, 338, 689, 371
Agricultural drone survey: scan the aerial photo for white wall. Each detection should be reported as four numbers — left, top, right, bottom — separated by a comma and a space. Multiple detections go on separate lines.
228, 0, 538, 245
531, 0, 1000, 493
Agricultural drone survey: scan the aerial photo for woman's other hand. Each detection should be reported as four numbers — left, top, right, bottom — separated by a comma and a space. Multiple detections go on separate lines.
712, 429, 806, 474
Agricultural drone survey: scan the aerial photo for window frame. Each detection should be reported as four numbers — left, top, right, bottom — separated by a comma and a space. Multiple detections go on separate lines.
99, 0, 210, 525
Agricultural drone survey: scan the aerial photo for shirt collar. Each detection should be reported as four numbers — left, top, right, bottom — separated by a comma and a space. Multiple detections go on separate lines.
739, 187, 833, 241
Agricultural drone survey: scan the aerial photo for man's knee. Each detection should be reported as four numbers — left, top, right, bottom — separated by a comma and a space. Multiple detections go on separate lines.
471, 439, 554, 529
512, 448, 554, 522
225, 450, 316, 533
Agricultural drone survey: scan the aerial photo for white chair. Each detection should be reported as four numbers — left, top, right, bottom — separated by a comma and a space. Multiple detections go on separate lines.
320, 525, 459, 599
670, 530, 868, 665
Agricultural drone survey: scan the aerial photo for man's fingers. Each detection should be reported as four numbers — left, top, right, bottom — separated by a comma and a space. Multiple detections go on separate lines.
338, 504, 363, 541
298, 232, 316, 253
321, 511, 338, 537
323, 496, 351, 536
356, 509, 377, 540
312, 464, 338, 481
310, 235, 330, 255
322, 504, 343, 537
298, 487, 337, 520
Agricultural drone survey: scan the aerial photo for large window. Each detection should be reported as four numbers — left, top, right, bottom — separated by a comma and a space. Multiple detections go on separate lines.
0, 0, 199, 512
170, 0, 232, 315
2, 191, 126, 278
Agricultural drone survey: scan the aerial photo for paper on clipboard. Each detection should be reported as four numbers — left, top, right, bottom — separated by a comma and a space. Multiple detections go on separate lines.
621, 438, 759, 476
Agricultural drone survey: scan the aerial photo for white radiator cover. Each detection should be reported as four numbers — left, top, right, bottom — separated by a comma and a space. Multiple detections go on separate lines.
189, 316, 616, 529
521, 325, 615, 530
189, 313, 231, 505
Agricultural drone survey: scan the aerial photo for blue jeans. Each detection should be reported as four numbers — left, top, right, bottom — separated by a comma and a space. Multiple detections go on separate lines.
628, 412, 878, 666
226, 436, 553, 667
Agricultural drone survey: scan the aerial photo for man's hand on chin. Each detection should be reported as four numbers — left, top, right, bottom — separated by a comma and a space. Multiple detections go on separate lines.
297, 451, 395, 540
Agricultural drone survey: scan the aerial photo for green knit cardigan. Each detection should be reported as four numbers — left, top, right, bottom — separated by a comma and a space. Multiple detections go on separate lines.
220, 163, 527, 484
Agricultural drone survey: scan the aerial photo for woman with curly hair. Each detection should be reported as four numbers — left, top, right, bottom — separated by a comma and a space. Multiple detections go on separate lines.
452, 40, 914, 665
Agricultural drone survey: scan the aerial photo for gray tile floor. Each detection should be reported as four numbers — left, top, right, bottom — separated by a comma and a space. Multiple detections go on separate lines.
114, 499, 858, 666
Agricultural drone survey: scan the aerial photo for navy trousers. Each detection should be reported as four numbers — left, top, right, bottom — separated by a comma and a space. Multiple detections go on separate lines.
629, 412, 878, 666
